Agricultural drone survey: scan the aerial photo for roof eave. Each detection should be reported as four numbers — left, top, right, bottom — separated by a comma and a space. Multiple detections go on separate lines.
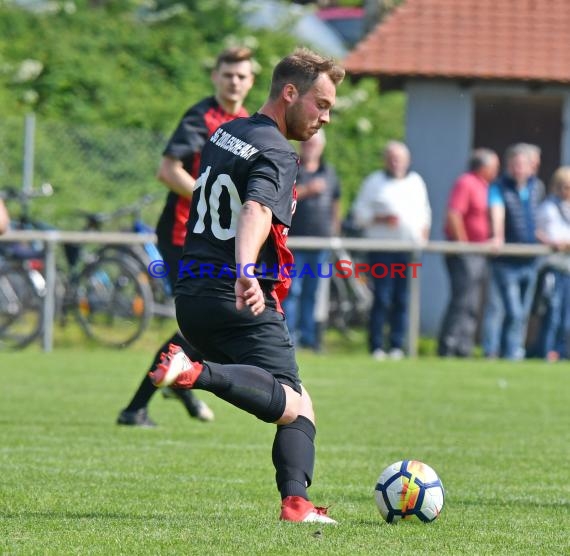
346, 71, 570, 91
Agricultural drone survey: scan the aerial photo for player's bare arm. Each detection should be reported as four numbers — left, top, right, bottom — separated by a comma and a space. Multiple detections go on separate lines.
235, 200, 272, 315
156, 156, 197, 199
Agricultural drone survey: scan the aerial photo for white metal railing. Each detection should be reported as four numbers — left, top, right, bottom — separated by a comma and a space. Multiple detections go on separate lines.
0, 230, 552, 353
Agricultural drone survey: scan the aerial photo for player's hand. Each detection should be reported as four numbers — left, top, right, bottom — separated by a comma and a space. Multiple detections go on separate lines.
235, 276, 265, 316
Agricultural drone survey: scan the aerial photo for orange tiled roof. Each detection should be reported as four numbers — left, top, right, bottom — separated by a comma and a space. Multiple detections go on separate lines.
344, 0, 570, 83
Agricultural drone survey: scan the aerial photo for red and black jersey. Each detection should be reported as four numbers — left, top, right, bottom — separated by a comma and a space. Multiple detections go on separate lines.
156, 96, 248, 247
176, 113, 299, 309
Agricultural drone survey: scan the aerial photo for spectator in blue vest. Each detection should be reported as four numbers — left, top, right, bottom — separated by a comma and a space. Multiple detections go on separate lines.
483, 144, 545, 360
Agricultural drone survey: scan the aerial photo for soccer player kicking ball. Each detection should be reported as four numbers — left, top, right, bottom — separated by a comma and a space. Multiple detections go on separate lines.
149, 48, 345, 523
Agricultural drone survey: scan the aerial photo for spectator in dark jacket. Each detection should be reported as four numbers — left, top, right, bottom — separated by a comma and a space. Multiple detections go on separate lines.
282, 129, 341, 352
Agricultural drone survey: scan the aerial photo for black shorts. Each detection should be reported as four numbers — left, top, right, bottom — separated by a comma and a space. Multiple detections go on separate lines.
176, 295, 301, 394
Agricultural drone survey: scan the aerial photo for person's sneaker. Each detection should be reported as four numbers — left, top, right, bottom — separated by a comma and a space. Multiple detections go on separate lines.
148, 343, 204, 389
161, 387, 215, 422
188, 399, 215, 422
372, 348, 387, 361
388, 348, 404, 360
116, 408, 156, 428
280, 496, 337, 524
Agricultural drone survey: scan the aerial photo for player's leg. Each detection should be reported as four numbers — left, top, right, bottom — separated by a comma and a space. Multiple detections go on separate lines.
157, 241, 215, 420
151, 296, 335, 523
150, 343, 289, 424
117, 331, 213, 425
117, 238, 214, 427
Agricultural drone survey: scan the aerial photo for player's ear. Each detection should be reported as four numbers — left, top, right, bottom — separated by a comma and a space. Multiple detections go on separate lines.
283, 83, 298, 104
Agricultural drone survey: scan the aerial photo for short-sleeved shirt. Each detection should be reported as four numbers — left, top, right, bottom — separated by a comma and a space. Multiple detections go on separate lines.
155, 96, 248, 247
175, 113, 299, 307
444, 171, 489, 242
289, 162, 341, 237
536, 195, 570, 242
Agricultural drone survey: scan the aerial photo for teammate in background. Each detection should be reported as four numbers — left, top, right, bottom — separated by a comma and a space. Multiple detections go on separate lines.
149, 48, 345, 523
117, 47, 255, 427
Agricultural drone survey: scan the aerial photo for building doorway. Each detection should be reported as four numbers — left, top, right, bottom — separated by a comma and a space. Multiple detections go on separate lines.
474, 94, 562, 186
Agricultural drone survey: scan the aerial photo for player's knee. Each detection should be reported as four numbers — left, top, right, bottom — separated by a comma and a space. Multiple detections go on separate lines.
276, 385, 314, 425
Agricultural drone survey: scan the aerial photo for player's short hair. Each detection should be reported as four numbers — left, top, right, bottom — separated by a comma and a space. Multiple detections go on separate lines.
269, 47, 345, 99
215, 47, 254, 69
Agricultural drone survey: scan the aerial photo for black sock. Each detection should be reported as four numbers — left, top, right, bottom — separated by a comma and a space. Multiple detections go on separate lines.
272, 416, 316, 500
125, 332, 200, 412
193, 361, 286, 423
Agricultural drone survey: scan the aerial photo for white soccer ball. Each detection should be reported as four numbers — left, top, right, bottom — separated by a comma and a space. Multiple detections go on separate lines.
374, 460, 444, 523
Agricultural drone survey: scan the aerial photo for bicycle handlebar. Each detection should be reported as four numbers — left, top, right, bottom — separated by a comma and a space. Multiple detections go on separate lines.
0, 183, 53, 202
73, 193, 160, 229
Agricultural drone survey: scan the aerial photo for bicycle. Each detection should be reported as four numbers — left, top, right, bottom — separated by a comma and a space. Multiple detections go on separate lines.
74, 194, 176, 319
0, 186, 153, 349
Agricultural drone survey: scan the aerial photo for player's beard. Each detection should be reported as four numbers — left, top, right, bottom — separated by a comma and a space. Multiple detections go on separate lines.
285, 103, 318, 142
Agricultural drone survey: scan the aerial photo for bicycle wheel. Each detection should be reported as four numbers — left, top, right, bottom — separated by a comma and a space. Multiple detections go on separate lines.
97, 244, 173, 311
73, 256, 152, 348
0, 262, 44, 349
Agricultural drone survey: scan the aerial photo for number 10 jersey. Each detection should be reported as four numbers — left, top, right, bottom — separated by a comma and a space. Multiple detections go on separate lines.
176, 113, 299, 307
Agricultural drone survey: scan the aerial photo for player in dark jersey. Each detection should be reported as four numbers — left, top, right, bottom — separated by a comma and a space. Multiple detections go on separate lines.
149, 48, 345, 523
116, 47, 255, 427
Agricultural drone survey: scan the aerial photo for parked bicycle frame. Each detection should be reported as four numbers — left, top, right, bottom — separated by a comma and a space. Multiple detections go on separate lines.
75, 194, 175, 319
0, 185, 153, 349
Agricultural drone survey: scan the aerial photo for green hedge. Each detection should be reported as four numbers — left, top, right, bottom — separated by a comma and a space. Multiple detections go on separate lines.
0, 0, 404, 226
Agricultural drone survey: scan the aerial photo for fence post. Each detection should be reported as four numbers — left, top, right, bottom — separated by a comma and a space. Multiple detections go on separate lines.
23, 113, 36, 194
42, 233, 57, 352
406, 248, 422, 357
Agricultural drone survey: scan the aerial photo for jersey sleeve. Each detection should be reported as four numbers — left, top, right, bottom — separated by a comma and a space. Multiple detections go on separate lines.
162, 106, 207, 163
245, 149, 299, 226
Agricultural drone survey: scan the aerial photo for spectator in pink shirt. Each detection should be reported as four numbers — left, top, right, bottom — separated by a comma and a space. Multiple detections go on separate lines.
438, 148, 500, 357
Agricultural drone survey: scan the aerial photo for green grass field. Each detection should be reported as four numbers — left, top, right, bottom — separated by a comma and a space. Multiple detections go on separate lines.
1, 338, 569, 555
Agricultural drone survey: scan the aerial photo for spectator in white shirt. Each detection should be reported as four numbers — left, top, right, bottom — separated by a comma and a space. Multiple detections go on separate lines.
352, 141, 431, 360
